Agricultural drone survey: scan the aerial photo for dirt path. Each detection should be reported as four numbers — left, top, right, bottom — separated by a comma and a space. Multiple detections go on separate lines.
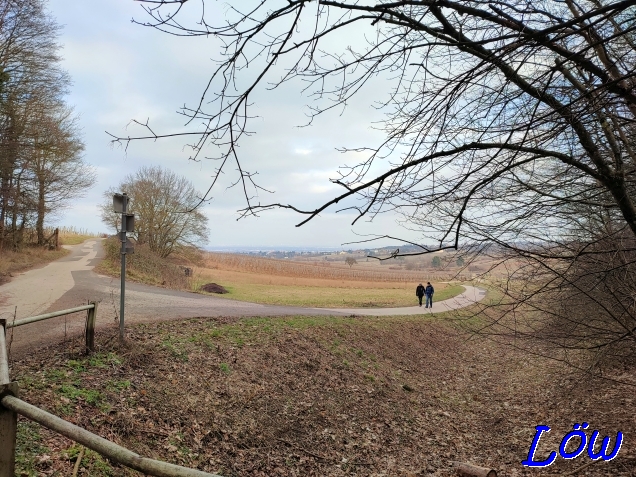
1, 240, 485, 358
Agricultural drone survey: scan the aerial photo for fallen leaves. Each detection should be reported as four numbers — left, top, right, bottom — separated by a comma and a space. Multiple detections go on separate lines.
10, 316, 636, 476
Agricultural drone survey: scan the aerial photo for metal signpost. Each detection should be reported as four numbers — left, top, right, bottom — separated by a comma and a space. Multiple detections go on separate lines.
113, 193, 135, 343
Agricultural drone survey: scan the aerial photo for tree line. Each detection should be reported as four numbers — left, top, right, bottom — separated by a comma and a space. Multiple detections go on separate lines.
0, 0, 94, 251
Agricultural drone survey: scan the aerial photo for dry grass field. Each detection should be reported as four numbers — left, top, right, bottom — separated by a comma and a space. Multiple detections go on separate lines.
192, 266, 464, 308
57, 227, 100, 246
189, 252, 466, 308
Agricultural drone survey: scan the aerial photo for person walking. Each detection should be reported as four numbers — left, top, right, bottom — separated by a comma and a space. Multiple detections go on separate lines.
425, 282, 435, 308
416, 283, 425, 306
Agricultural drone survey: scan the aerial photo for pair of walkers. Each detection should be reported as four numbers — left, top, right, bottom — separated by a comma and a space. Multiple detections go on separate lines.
416, 282, 434, 308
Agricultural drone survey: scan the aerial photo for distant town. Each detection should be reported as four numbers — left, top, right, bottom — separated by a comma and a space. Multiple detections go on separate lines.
205, 244, 434, 259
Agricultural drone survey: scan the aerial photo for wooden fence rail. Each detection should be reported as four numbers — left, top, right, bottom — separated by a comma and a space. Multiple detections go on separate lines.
0, 307, 222, 477
6, 303, 95, 329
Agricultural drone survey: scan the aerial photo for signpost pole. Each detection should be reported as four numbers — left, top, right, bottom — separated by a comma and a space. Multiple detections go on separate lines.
119, 193, 127, 344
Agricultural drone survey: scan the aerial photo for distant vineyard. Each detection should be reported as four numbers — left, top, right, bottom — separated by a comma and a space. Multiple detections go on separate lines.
205, 253, 468, 283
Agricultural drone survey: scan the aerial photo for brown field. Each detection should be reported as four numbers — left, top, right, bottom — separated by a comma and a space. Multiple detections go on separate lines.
204, 252, 471, 282
191, 253, 465, 308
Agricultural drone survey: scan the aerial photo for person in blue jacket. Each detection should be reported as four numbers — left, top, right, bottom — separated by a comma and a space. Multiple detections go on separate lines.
425, 282, 434, 308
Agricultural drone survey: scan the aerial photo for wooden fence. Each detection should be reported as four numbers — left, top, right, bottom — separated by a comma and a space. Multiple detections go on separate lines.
0, 305, 221, 477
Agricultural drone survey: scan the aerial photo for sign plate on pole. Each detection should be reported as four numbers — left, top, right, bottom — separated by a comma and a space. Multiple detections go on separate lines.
113, 193, 129, 214
124, 214, 135, 232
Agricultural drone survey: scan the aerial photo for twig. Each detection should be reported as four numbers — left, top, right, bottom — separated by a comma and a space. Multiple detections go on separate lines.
275, 438, 371, 466
275, 438, 330, 462
101, 332, 119, 348
136, 428, 170, 437
561, 459, 597, 476
7, 306, 16, 360
110, 287, 119, 323
72, 446, 85, 477
544, 457, 629, 476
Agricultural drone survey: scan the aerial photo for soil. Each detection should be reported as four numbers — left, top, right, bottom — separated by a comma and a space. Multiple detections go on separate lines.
10, 315, 635, 477
200, 282, 229, 294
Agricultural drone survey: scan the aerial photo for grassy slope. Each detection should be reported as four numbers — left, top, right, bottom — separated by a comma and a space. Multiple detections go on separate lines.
12, 314, 635, 477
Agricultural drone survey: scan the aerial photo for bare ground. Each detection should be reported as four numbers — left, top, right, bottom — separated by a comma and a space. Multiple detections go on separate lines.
10, 314, 635, 477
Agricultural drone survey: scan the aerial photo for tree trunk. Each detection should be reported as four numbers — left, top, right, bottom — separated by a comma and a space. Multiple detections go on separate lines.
36, 174, 45, 245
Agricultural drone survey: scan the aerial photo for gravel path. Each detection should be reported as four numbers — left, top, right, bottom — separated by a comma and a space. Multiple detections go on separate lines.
1, 240, 485, 358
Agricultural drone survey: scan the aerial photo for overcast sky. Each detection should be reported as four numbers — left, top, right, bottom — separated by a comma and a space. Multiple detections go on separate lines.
46, 0, 423, 249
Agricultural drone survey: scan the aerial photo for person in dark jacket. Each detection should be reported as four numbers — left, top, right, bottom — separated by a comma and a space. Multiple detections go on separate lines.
416, 283, 425, 306
425, 282, 434, 308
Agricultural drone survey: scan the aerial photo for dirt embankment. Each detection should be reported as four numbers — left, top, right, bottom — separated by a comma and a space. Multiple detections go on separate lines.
10, 315, 635, 477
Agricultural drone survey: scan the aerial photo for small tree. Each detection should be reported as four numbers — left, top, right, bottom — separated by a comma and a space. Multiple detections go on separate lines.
101, 166, 209, 258
345, 257, 357, 268
431, 256, 442, 268
456, 257, 465, 267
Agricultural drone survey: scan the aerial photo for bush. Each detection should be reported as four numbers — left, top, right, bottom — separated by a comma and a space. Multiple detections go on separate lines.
102, 236, 191, 289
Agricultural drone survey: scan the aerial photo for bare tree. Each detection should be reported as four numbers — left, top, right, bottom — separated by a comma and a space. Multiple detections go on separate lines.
345, 257, 357, 268
112, 1, 636, 356
101, 166, 209, 258
29, 103, 93, 244
0, 0, 80, 250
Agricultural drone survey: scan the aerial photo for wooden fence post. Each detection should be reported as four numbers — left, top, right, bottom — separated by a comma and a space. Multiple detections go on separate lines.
0, 383, 18, 477
85, 302, 97, 353
0, 318, 17, 477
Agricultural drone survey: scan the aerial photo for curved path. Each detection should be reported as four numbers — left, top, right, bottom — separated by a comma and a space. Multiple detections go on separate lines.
320, 285, 486, 316
0, 240, 485, 358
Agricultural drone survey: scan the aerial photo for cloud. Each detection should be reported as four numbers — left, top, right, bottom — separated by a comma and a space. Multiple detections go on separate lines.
47, 0, 424, 248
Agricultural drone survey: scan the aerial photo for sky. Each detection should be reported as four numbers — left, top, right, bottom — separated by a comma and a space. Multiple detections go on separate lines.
46, 0, 423, 249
